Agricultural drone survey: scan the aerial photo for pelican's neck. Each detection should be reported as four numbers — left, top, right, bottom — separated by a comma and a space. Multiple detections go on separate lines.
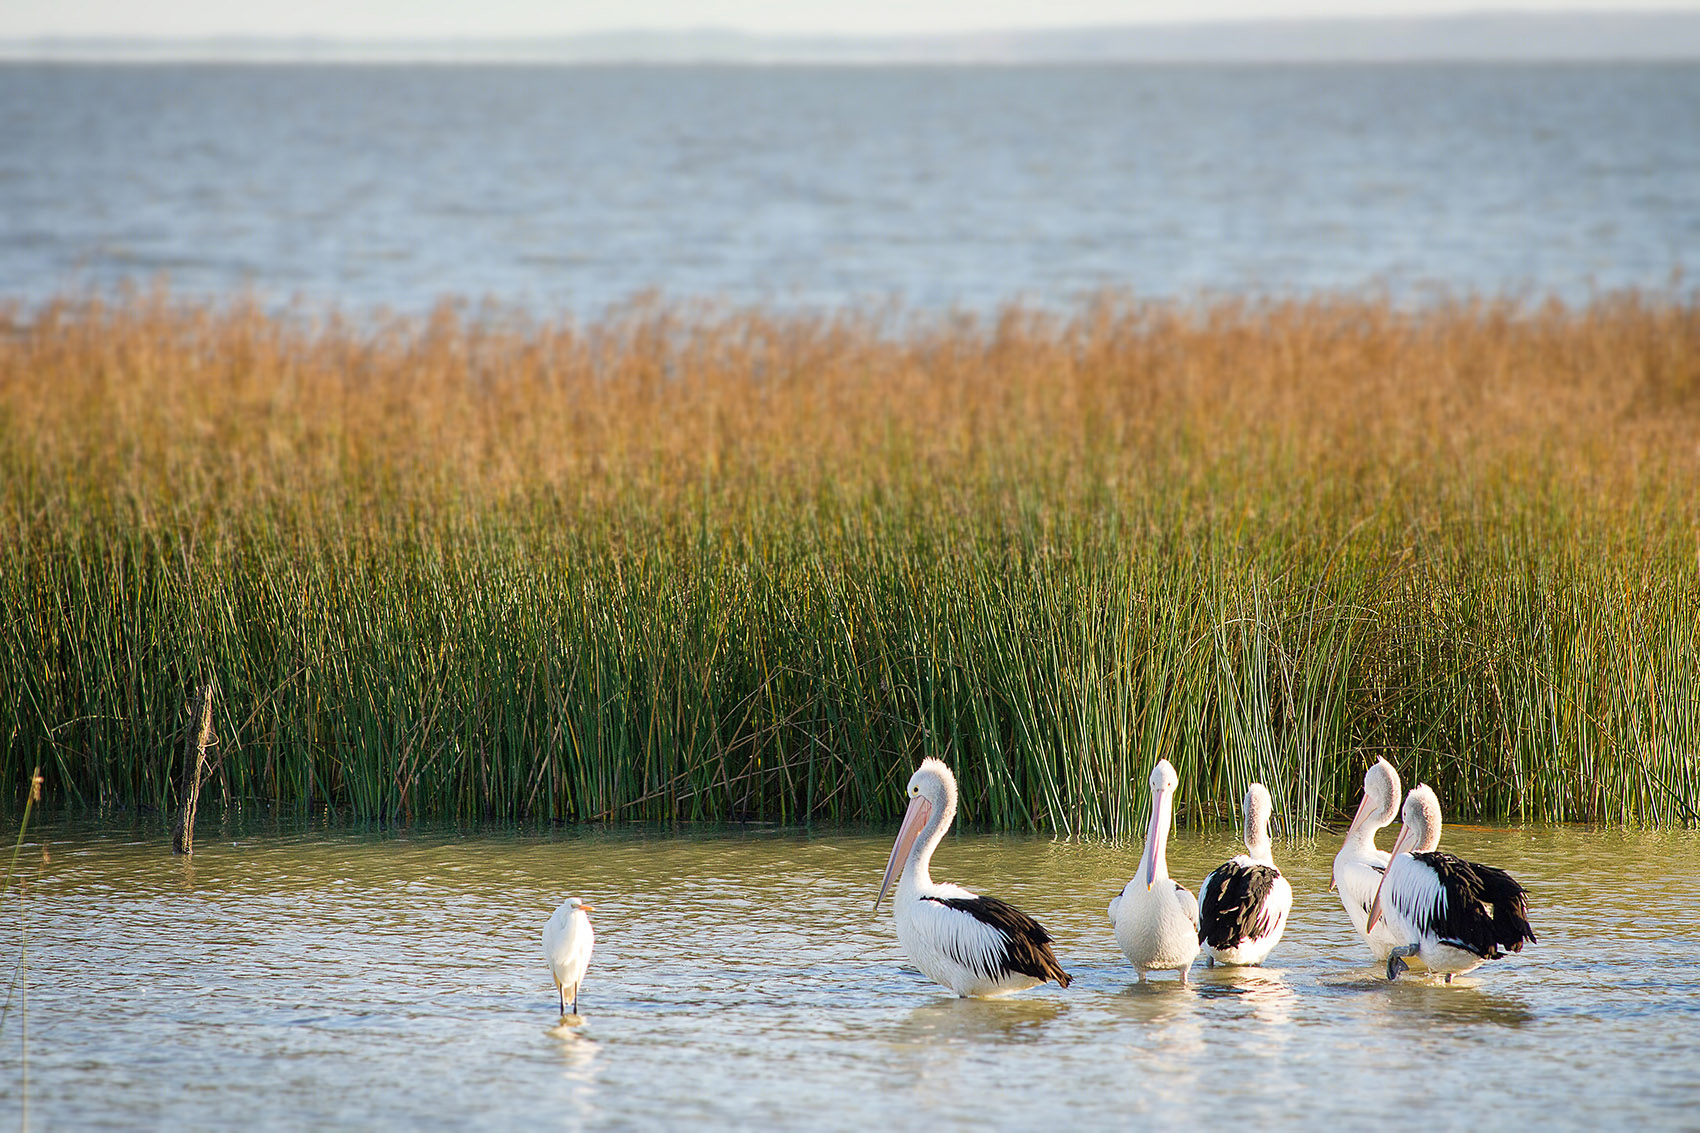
1140, 787, 1173, 884
1244, 806, 1273, 866
1343, 818, 1381, 856
906, 786, 956, 891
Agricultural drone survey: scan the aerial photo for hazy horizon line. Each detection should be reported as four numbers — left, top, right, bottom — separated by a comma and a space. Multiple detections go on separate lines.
6, 9, 1700, 63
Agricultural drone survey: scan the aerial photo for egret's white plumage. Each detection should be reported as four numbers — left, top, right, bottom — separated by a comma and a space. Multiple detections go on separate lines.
1110, 759, 1200, 983
1331, 758, 1412, 963
1367, 785, 1537, 982
542, 896, 596, 1015
1196, 782, 1292, 967
875, 759, 1071, 998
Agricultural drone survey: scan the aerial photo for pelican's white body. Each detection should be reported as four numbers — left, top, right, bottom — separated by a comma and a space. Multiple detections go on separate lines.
542, 897, 595, 1014
1111, 880, 1201, 978
1334, 849, 1403, 960
894, 875, 1044, 998
1374, 856, 1489, 978
1333, 760, 1418, 965
1110, 759, 1200, 982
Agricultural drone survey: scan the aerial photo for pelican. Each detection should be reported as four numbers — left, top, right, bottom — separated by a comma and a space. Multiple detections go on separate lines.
1197, 782, 1292, 967
542, 896, 596, 1015
1110, 759, 1200, 983
1367, 785, 1537, 982
1331, 757, 1411, 963
874, 758, 1072, 997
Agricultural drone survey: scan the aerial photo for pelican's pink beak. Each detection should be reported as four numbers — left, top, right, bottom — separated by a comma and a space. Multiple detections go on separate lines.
1143, 786, 1167, 890
1331, 793, 1378, 891
875, 794, 932, 910
1365, 821, 1418, 933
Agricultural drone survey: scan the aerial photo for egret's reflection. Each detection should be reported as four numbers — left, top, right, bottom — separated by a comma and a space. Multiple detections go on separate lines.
545, 1017, 601, 1116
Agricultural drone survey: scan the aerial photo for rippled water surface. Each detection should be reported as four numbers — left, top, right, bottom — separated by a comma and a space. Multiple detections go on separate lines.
3, 64, 1697, 315
8, 821, 1700, 1129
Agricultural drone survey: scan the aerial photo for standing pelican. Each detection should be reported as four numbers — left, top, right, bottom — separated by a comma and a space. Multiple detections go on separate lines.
1332, 758, 1410, 962
1110, 759, 1200, 983
1197, 782, 1292, 967
542, 896, 596, 1015
874, 758, 1072, 997
1367, 785, 1537, 982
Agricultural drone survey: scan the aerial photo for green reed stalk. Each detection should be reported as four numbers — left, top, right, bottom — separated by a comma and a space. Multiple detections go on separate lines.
2, 765, 44, 1129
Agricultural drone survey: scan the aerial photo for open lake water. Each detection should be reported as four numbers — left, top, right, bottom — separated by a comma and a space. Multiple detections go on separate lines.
5, 60, 1700, 1130
2, 64, 1697, 316
10, 821, 1700, 1129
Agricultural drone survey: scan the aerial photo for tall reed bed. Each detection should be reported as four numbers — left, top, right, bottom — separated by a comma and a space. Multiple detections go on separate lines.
2, 290, 1696, 832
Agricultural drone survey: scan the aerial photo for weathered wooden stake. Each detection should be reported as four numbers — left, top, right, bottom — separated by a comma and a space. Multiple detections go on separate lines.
173, 683, 215, 855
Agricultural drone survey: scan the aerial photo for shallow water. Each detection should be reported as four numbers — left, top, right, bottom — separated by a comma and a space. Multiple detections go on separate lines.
3, 65, 1697, 316
7, 820, 1700, 1129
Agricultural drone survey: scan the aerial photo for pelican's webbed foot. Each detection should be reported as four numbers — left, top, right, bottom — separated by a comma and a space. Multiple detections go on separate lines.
1386, 944, 1419, 982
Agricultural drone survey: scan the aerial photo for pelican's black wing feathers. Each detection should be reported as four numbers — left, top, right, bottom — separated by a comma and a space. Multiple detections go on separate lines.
1197, 861, 1282, 949
1409, 851, 1536, 959
922, 894, 1073, 988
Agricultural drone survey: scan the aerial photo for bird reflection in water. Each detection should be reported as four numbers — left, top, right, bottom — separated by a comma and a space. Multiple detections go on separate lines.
1381, 980, 1538, 1028
1192, 966, 1297, 1026
548, 1013, 592, 1034
545, 1020, 601, 1116
1105, 971, 1207, 1057
893, 995, 1064, 1047
1193, 966, 1295, 1001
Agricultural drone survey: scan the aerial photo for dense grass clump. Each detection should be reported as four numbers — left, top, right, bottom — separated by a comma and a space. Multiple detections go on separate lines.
2, 290, 1696, 832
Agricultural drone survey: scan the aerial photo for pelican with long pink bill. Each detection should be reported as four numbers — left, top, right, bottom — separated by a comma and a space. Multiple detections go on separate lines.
1110, 759, 1200, 983
874, 758, 1072, 997
1366, 784, 1537, 982
1331, 758, 1412, 963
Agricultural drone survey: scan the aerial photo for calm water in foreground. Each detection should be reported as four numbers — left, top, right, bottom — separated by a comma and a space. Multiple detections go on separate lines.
7, 820, 1700, 1129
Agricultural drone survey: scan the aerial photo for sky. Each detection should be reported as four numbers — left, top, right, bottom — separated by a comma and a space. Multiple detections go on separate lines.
7, 0, 1700, 39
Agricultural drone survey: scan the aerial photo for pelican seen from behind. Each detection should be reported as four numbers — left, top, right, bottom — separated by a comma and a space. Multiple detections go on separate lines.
1196, 782, 1292, 967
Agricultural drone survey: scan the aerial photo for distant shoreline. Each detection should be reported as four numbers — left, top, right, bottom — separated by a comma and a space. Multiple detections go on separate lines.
7, 10, 1700, 64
